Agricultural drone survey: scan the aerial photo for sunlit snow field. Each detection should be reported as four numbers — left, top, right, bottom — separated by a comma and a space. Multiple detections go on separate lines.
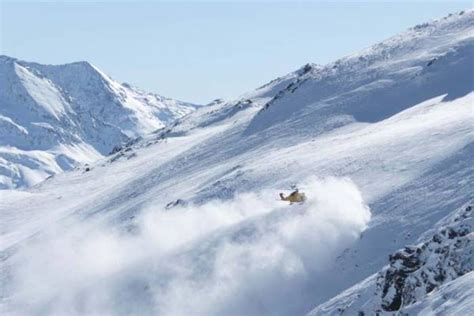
1, 10, 473, 316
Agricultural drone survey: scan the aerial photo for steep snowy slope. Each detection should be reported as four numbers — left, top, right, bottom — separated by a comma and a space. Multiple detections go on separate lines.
308, 203, 473, 315
0, 56, 199, 189
0, 10, 473, 316
401, 271, 474, 315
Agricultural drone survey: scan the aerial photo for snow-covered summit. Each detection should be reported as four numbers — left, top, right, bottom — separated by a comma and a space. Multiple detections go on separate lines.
248, 10, 473, 133
0, 56, 199, 189
0, 9, 473, 316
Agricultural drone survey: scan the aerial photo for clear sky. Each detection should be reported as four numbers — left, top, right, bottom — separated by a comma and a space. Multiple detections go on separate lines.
1, 1, 471, 104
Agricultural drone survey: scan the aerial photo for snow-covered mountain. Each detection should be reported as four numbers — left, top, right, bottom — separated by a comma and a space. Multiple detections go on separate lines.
0, 56, 199, 189
1, 10, 473, 316
309, 203, 473, 315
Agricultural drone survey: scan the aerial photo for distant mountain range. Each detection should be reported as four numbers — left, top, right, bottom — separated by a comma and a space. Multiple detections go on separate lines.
1, 9, 473, 316
0, 56, 199, 188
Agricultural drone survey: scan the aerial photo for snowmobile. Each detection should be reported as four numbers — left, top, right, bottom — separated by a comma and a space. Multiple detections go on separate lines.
279, 189, 306, 204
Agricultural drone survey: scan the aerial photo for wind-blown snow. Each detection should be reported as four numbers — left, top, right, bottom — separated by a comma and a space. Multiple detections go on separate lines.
0, 9, 473, 316
308, 202, 473, 315
5, 178, 370, 316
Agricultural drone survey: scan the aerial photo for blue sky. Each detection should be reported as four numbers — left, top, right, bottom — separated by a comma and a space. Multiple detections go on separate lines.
1, 1, 471, 104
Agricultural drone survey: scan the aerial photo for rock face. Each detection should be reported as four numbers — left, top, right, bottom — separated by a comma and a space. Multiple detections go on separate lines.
1, 10, 473, 316
379, 205, 473, 312
0, 56, 199, 189
309, 203, 473, 315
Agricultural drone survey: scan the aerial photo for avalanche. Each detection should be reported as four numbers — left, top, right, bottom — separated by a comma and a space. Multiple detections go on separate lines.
0, 9, 473, 316
4, 178, 370, 316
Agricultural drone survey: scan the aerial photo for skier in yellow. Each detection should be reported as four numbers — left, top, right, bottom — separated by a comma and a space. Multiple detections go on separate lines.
279, 189, 306, 204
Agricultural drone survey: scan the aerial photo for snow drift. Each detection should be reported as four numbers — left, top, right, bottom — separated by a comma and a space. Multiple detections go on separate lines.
5, 178, 370, 316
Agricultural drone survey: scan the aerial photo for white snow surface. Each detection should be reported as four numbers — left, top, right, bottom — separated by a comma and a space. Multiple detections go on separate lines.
0, 56, 199, 189
0, 10, 473, 316
402, 272, 474, 315
308, 202, 473, 315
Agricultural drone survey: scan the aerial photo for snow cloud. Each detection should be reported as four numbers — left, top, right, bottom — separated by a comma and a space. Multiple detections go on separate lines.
7, 177, 370, 315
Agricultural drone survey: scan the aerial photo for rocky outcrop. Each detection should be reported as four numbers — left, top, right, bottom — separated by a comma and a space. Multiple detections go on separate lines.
377, 204, 473, 312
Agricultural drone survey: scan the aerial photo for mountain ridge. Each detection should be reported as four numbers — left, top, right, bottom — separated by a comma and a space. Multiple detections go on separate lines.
0, 9, 473, 316
0, 56, 200, 189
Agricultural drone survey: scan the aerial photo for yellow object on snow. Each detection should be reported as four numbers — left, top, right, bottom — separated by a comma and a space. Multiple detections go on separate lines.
279, 190, 306, 204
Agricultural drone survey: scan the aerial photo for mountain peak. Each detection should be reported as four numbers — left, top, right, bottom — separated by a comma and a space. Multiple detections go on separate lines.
63, 60, 98, 71
1, 9, 473, 316
0, 55, 18, 65
0, 56, 200, 189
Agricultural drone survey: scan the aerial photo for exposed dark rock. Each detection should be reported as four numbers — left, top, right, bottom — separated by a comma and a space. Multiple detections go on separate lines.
376, 204, 473, 312
165, 199, 188, 210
